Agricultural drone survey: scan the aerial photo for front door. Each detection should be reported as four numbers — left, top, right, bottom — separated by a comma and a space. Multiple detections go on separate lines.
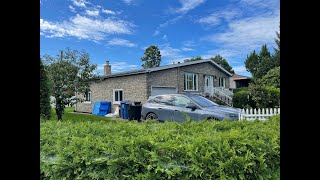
204, 75, 213, 96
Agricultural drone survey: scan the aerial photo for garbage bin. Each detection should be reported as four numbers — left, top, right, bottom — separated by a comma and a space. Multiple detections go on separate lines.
128, 105, 135, 120
128, 102, 142, 121
120, 100, 130, 119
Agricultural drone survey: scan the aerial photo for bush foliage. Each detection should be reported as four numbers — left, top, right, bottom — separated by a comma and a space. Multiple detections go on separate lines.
261, 66, 280, 88
233, 90, 255, 109
41, 112, 280, 179
249, 81, 280, 108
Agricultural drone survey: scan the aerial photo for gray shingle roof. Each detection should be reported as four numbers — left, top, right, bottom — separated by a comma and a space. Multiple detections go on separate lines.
99, 59, 232, 80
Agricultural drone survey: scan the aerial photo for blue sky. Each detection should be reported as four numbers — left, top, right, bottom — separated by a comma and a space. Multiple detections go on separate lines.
40, 0, 279, 77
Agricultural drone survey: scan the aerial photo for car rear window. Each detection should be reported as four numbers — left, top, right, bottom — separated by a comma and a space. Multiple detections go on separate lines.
153, 95, 174, 106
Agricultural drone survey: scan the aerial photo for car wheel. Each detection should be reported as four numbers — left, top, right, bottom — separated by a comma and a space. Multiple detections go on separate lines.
206, 117, 219, 121
146, 112, 158, 120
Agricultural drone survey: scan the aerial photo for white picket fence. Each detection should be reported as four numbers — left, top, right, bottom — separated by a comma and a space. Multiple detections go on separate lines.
239, 108, 280, 121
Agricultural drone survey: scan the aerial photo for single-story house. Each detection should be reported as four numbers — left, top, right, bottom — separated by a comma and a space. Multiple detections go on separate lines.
229, 74, 252, 89
75, 59, 233, 113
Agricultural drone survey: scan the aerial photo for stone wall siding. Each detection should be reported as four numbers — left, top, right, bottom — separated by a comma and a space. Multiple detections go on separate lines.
76, 74, 148, 113
76, 62, 230, 113
178, 62, 230, 93
148, 68, 178, 97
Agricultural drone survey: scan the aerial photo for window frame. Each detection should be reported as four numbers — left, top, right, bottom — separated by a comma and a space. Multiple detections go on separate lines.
219, 78, 226, 87
113, 89, 124, 105
84, 91, 91, 104
184, 72, 198, 91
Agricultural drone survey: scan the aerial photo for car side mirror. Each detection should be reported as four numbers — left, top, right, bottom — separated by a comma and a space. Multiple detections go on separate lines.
186, 104, 197, 111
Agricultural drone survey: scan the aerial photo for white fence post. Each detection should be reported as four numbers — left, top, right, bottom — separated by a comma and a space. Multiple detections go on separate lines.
239, 107, 280, 121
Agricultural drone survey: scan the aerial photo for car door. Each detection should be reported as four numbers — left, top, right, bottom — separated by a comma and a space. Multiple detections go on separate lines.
171, 95, 199, 122
152, 95, 175, 121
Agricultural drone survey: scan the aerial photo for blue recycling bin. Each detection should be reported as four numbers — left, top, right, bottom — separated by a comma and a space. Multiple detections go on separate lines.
121, 100, 130, 119
97, 101, 111, 116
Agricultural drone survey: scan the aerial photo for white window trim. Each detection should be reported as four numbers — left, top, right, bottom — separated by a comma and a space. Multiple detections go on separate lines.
113, 89, 123, 105
84, 92, 91, 103
219, 78, 226, 88
184, 73, 198, 91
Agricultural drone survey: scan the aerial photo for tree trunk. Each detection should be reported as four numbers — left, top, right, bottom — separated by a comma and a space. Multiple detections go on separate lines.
55, 97, 64, 121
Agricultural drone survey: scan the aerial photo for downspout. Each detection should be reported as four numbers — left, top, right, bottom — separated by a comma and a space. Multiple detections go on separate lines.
147, 69, 151, 98
177, 67, 180, 93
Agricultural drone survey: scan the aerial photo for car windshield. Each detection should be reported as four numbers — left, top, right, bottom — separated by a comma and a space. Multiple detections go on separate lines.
188, 95, 218, 107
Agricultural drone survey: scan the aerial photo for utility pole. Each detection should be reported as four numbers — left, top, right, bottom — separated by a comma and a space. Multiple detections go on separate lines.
60, 50, 63, 61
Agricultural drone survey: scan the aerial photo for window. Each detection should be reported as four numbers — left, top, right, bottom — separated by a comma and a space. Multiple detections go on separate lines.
219, 78, 226, 87
153, 95, 174, 106
184, 73, 198, 91
113, 89, 123, 104
189, 94, 218, 107
84, 91, 91, 103
172, 96, 192, 108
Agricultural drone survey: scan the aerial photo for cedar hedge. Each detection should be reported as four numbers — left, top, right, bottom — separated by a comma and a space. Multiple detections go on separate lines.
41, 116, 280, 179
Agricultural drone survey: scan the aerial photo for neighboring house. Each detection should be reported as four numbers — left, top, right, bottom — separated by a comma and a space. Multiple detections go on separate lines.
75, 59, 233, 113
229, 74, 252, 89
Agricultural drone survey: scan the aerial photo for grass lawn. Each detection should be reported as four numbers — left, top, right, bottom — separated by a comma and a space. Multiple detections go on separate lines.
47, 107, 121, 122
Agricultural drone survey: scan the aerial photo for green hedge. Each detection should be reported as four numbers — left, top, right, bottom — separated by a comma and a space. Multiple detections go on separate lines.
233, 87, 248, 94
41, 116, 280, 179
233, 90, 255, 108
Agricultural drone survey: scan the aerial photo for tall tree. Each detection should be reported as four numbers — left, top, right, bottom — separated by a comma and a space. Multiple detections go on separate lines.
244, 50, 259, 77
40, 58, 51, 120
43, 48, 97, 121
210, 55, 235, 74
184, 56, 203, 62
261, 66, 280, 88
245, 44, 276, 79
273, 27, 280, 67
141, 45, 161, 68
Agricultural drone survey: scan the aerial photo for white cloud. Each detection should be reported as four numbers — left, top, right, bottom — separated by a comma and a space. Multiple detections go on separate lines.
162, 34, 168, 41
40, 14, 133, 41
153, 15, 183, 36
233, 65, 248, 74
181, 47, 194, 51
69, 5, 76, 13
85, 9, 99, 16
107, 38, 137, 47
206, 49, 239, 62
97, 62, 139, 73
158, 43, 192, 64
175, 0, 206, 14
102, 9, 116, 15
153, 30, 160, 36
198, 9, 241, 26
122, 0, 134, 5
71, 0, 88, 7
240, 0, 279, 10
206, 14, 280, 53
159, 44, 182, 59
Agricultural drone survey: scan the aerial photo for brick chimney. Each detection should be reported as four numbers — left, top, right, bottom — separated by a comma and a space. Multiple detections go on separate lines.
104, 60, 111, 76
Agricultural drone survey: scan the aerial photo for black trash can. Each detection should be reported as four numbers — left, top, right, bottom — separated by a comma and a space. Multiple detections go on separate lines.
128, 104, 135, 120
128, 102, 142, 121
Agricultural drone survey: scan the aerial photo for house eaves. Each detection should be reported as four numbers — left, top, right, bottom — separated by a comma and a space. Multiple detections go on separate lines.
146, 59, 233, 76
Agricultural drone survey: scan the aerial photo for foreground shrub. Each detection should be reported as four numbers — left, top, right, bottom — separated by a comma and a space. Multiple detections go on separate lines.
41, 115, 280, 179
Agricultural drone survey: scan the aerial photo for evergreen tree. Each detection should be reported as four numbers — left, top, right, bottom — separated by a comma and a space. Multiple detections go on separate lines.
210, 55, 235, 74
40, 58, 51, 120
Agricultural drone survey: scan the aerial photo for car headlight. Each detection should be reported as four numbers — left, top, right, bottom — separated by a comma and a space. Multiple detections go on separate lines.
228, 114, 238, 118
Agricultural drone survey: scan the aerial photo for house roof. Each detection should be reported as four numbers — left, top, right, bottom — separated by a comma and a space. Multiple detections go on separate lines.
231, 74, 252, 80
99, 59, 233, 80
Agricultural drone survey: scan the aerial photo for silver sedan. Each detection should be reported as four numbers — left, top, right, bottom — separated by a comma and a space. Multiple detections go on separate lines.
141, 94, 240, 122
